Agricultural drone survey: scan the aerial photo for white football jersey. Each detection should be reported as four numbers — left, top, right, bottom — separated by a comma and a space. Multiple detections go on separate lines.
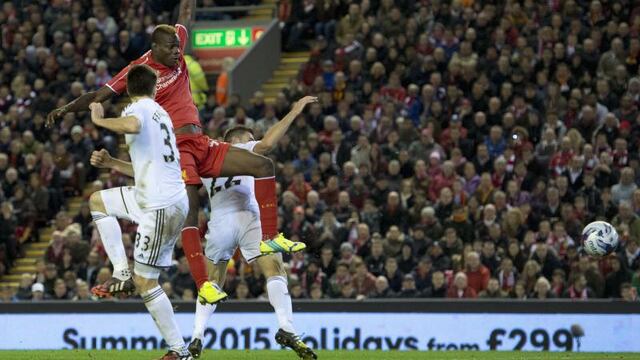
123, 98, 186, 211
202, 141, 259, 217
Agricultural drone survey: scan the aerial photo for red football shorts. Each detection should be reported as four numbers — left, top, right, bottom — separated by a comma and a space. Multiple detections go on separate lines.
176, 133, 231, 186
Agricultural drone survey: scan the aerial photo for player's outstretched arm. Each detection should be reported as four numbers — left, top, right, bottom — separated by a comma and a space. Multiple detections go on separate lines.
177, 0, 194, 28
253, 96, 318, 155
46, 86, 114, 128
90, 149, 135, 178
89, 102, 141, 134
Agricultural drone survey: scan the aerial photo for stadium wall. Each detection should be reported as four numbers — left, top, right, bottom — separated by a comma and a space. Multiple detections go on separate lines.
1, 300, 638, 352
228, 19, 281, 106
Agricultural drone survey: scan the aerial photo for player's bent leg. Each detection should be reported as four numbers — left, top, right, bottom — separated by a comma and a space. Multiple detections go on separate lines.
257, 253, 286, 278
189, 260, 229, 358
258, 254, 317, 360
219, 148, 287, 246
89, 189, 134, 297
181, 185, 227, 304
134, 266, 193, 360
218, 146, 274, 178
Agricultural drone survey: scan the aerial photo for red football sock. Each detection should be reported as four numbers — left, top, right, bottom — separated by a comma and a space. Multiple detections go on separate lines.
254, 176, 278, 240
181, 227, 208, 289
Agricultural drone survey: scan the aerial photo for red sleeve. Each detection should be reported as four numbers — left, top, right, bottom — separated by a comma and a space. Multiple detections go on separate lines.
105, 64, 131, 95
176, 24, 188, 52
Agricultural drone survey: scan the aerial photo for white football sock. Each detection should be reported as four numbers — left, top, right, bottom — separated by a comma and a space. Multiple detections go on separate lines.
267, 275, 295, 333
92, 212, 131, 280
192, 301, 217, 341
142, 286, 188, 355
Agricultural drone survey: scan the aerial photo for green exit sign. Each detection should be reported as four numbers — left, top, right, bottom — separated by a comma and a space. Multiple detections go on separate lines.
193, 28, 253, 48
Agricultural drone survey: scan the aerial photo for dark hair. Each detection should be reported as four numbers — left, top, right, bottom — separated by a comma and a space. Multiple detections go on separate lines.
126, 64, 157, 97
151, 24, 176, 45
223, 126, 253, 142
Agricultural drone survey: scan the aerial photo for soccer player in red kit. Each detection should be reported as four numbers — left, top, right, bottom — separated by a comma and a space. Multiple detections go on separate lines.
46, 0, 305, 305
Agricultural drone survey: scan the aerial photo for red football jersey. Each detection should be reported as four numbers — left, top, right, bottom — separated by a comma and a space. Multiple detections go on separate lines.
106, 24, 200, 129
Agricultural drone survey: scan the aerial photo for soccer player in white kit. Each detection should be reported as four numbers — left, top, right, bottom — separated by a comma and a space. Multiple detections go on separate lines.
87, 64, 195, 360
188, 96, 318, 360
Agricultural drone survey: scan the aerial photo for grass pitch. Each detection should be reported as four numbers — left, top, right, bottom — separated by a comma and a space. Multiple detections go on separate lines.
0, 350, 637, 360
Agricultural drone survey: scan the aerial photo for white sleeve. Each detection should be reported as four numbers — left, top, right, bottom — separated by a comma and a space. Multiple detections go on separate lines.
123, 104, 145, 131
233, 141, 259, 152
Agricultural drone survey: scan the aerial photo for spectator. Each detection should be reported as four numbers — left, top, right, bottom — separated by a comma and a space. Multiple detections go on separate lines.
611, 201, 640, 241
612, 167, 638, 205
423, 271, 447, 298
479, 278, 508, 299
301, 260, 327, 297
531, 243, 562, 280
309, 283, 326, 300
398, 243, 416, 275
576, 256, 606, 298
51, 278, 71, 300
336, 3, 363, 45
447, 272, 477, 299
42, 263, 59, 295
15, 273, 34, 300
621, 283, 638, 302
370, 275, 393, 298
235, 281, 251, 300
530, 277, 556, 300
397, 274, 420, 298
380, 192, 408, 234
45, 231, 65, 265
510, 281, 528, 300
383, 257, 403, 293
351, 259, 376, 297
382, 225, 405, 258
365, 237, 386, 276
464, 251, 490, 294
620, 240, 640, 271
319, 246, 336, 278
31, 283, 46, 301
564, 274, 596, 300
430, 241, 452, 272
521, 260, 542, 295
604, 256, 632, 298
328, 261, 351, 297
72, 281, 93, 301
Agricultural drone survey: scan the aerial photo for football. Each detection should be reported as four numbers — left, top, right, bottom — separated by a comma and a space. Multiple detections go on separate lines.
581, 221, 619, 257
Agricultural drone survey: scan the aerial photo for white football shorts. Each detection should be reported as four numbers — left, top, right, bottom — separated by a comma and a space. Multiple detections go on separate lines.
205, 210, 262, 264
100, 186, 188, 268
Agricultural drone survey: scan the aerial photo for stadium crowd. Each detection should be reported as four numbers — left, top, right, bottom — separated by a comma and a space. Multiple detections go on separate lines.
2, 0, 640, 302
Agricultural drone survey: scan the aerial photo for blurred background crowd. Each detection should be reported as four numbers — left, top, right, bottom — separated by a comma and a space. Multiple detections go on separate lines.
1, 0, 640, 303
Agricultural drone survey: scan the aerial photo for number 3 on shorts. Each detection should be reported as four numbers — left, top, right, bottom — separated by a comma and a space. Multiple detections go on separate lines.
135, 232, 151, 251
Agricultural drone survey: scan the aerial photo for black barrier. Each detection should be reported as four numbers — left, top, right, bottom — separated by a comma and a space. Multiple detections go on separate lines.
1, 299, 638, 314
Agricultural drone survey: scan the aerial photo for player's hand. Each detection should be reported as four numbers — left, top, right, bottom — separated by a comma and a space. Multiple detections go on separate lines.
292, 96, 318, 113
89, 102, 104, 122
45, 106, 68, 128
90, 149, 113, 169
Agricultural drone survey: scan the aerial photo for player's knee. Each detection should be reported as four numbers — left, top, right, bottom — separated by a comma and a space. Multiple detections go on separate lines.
133, 274, 157, 293
262, 255, 285, 278
210, 262, 226, 284
254, 156, 274, 178
89, 191, 106, 213
184, 186, 200, 227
